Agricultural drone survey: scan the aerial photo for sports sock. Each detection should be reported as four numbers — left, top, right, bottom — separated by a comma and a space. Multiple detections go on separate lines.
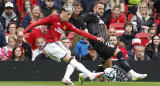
63, 64, 74, 80
117, 51, 131, 72
69, 59, 92, 76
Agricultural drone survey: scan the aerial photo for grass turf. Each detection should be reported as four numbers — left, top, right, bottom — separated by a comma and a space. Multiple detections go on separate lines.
0, 81, 160, 86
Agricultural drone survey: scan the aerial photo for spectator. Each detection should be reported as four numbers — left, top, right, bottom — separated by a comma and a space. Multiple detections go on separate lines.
119, 22, 136, 52
0, 0, 19, 17
8, 45, 29, 61
16, 30, 32, 60
75, 38, 89, 58
152, 51, 160, 60
131, 3, 154, 33
41, 0, 59, 17
0, 2, 20, 32
110, 5, 126, 24
69, 1, 83, 29
22, 5, 44, 31
81, 45, 100, 61
32, 37, 45, 61
141, 27, 156, 47
50, 9, 59, 15
156, 22, 160, 35
110, 0, 125, 13
16, 0, 37, 16
0, 30, 7, 48
131, 38, 142, 53
107, 28, 116, 36
27, 25, 47, 50
128, 0, 141, 15
61, 37, 80, 60
37, 0, 45, 7
2, 36, 17, 60
109, 34, 128, 60
69, 1, 84, 48
20, 0, 32, 23
144, 35, 160, 60
35, 47, 52, 60
128, 45, 145, 61
141, 0, 153, 16
58, 0, 76, 9
80, 0, 92, 12
5, 22, 17, 43
153, 0, 160, 14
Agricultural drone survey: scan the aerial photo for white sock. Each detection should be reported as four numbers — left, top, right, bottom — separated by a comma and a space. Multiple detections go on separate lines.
63, 64, 74, 80
69, 59, 92, 76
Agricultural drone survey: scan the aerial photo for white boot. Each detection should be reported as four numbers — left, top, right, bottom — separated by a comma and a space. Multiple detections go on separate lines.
128, 70, 147, 81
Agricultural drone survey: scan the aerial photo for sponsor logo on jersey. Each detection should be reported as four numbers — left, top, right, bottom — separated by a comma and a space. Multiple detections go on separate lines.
57, 22, 60, 25
55, 27, 64, 34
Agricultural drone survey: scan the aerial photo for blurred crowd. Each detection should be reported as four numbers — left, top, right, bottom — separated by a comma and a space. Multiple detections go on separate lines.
0, 0, 160, 61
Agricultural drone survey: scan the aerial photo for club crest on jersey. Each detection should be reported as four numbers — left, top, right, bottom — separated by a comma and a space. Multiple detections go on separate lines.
63, 26, 66, 30
55, 27, 64, 34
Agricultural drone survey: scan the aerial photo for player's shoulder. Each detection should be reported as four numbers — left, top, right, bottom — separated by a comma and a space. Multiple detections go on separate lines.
48, 14, 59, 19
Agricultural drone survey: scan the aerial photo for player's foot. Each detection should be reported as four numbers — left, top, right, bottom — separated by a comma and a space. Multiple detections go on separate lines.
131, 73, 147, 81
61, 78, 74, 85
79, 73, 85, 85
88, 72, 104, 81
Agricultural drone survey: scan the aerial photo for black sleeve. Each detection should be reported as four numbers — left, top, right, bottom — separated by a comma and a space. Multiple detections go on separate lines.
78, 12, 94, 29
103, 9, 111, 24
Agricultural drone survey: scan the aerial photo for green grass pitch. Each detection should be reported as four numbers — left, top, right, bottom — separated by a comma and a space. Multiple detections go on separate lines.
0, 81, 160, 86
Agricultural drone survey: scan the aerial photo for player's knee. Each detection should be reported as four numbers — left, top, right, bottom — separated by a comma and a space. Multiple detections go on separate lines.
116, 51, 124, 60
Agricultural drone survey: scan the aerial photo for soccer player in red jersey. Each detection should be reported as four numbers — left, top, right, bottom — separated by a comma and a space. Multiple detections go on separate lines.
23, 4, 104, 85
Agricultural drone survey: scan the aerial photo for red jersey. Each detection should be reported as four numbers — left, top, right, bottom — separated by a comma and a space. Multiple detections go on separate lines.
24, 15, 98, 43
110, 13, 126, 24
27, 29, 47, 50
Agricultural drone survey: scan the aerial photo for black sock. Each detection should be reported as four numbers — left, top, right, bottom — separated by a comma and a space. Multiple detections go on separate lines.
117, 51, 131, 72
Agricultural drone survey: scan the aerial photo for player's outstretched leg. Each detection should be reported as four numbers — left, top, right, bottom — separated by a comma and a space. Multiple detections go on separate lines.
61, 64, 75, 85
115, 50, 147, 81
61, 54, 104, 85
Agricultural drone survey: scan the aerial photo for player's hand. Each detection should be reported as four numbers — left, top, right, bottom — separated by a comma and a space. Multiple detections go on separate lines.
97, 37, 104, 43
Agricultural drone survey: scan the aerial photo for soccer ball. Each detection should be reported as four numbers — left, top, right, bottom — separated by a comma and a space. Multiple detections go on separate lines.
103, 68, 116, 80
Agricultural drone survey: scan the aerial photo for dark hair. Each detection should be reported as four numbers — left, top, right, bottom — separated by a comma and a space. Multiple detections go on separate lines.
108, 34, 118, 40
9, 46, 26, 61
21, 0, 32, 17
148, 27, 155, 33
6, 22, 17, 33
94, 1, 105, 7
73, 1, 82, 7
51, 9, 59, 14
151, 35, 160, 45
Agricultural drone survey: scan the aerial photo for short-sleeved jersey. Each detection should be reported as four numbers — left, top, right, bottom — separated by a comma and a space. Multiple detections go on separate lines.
23, 15, 98, 43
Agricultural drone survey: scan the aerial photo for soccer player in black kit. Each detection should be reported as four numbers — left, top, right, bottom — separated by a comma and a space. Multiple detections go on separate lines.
78, 1, 147, 84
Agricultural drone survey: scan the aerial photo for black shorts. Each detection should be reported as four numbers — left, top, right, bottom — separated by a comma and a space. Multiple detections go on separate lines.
90, 40, 116, 64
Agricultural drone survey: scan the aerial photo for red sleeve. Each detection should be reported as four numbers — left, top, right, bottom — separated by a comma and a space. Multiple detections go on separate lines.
23, 15, 58, 34
67, 22, 98, 41
27, 31, 35, 46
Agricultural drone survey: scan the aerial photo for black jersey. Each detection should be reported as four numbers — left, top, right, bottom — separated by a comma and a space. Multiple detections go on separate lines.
78, 12, 108, 42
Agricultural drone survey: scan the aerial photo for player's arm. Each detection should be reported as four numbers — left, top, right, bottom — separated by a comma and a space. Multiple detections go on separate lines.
77, 13, 93, 30
68, 23, 104, 42
23, 15, 58, 33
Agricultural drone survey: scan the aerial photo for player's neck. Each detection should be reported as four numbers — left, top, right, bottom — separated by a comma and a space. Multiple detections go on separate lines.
60, 14, 65, 22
